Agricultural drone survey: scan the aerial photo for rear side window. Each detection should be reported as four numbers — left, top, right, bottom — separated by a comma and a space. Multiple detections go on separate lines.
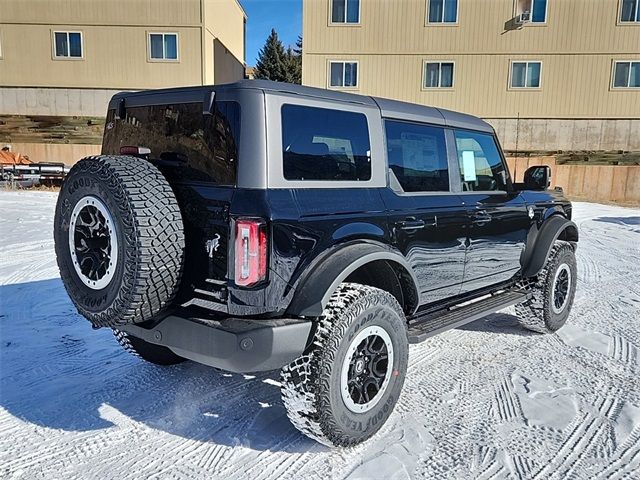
281, 104, 371, 181
102, 101, 240, 185
454, 130, 508, 192
385, 120, 449, 192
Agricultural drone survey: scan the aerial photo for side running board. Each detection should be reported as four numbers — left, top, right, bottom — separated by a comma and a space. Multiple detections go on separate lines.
407, 290, 531, 344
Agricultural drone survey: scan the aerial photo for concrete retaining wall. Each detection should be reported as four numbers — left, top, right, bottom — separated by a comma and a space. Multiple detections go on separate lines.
487, 118, 640, 152
9, 143, 101, 165
506, 156, 640, 206
0, 87, 125, 117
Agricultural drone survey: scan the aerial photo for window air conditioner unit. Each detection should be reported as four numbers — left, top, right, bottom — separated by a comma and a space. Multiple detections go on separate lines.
515, 12, 531, 24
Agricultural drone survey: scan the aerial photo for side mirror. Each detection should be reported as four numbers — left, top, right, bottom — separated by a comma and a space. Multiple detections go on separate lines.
523, 165, 551, 191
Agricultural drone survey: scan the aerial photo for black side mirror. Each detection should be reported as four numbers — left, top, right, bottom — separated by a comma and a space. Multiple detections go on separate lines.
523, 165, 551, 191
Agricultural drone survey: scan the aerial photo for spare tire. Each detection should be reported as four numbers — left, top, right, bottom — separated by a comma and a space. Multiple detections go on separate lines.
54, 155, 185, 328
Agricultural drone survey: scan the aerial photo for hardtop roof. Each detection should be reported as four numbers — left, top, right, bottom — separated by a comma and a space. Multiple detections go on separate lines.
108, 79, 493, 133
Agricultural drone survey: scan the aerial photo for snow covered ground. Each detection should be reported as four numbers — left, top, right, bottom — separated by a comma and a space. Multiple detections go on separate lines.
1, 190, 639, 480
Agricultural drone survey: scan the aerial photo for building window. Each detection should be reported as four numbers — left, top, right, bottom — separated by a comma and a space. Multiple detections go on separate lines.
427, 0, 458, 23
510, 61, 541, 88
329, 61, 358, 88
620, 0, 640, 22
515, 0, 547, 23
148, 33, 178, 61
331, 0, 360, 23
613, 61, 640, 88
53, 31, 83, 59
424, 61, 454, 88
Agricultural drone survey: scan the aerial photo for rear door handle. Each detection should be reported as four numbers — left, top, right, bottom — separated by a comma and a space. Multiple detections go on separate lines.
397, 219, 425, 230
396, 216, 437, 231
472, 210, 492, 225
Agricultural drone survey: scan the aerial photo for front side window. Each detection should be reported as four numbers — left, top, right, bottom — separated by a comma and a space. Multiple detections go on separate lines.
282, 105, 371, 181
621, 0, 640, 22
613, 61, 640, 88
386, 121, 449, 192
424, 62, 454, 88
149, 33, 178, 61
102, 101, 240, 185
332, 0, 360, 23
428, 0, 458, 23
329, 61, 358, 88
515, 0, 547, 23
54, 31, 83, 58
510, 61, 541, 88
455, 130, 509, 192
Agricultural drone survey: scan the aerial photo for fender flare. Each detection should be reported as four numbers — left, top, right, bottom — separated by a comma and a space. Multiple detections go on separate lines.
521, 215, 578, 278
286, 242, 420, 317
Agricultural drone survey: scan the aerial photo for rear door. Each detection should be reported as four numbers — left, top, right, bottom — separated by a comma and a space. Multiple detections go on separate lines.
452, 129, 529, 293
381, 120, 467, 305
102, 93, 242, 297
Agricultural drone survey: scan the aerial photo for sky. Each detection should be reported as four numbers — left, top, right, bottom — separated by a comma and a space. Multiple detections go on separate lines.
240, 0, 302, 66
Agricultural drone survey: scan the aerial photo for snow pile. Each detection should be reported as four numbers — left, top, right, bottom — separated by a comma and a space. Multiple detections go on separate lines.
1, 191, 639, 479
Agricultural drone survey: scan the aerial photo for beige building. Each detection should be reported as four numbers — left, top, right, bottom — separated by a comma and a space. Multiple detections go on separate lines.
0, 0, 246, 162
303, 0, 640, 152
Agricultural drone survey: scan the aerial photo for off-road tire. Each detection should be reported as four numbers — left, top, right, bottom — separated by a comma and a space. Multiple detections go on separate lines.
280, 283, 409, 447
516, 241, 577, 334
54, 155, 185, 328
113, 329, 185, 366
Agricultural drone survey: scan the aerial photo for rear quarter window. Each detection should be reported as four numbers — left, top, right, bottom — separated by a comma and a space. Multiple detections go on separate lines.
102, 100, 240, 185
281, 104, 371, 181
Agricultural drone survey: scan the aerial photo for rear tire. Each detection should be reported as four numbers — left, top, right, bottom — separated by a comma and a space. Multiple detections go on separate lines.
54, 155, 185, 328
516, 241, 577, 334
280, 283, 409, 447
113, 329, 185, 366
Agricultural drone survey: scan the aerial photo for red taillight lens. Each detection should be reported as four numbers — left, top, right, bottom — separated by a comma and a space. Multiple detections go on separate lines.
234, 219, 267, 287
120, 146, 151, 156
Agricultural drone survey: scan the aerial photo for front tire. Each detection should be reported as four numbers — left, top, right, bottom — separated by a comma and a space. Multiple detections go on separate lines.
280, 283, 409, 447
516, 241, 577, 334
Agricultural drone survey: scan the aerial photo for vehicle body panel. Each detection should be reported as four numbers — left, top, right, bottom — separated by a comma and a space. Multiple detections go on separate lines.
101, 80, 575, 322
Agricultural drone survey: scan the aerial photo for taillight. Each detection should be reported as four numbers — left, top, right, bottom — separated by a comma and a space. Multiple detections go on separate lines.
120, 146, 151, 156
234, 218, 267, 287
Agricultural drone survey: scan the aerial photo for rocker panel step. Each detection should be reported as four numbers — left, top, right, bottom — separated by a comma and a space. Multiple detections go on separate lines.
407, 290, 531, 344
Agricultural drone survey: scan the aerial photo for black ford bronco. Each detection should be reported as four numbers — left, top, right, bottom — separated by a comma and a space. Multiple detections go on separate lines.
54, 80, 578, 447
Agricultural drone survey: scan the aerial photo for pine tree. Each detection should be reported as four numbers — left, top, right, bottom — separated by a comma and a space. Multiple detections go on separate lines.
254, 30, 302, 84
289, 36, 302, 84
293, 35, 302, 56
254, 29, 288, 82
284, 46, 302, 84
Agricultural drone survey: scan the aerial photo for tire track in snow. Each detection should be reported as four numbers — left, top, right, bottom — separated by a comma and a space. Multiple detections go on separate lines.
531, 397, 619, 480
610, 335, 638, 366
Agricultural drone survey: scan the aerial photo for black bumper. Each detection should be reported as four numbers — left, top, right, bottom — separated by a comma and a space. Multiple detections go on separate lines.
120, 316, 313, 373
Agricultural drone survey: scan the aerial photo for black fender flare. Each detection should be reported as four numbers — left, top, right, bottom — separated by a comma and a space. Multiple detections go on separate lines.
286, 242, 420, 317
521, 215, 579, 278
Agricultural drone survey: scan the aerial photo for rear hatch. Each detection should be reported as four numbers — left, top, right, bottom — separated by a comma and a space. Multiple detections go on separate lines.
101, 91, 241, 308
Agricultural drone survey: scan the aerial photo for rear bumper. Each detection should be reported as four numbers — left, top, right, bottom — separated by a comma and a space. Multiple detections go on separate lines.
120, 316, 313, 373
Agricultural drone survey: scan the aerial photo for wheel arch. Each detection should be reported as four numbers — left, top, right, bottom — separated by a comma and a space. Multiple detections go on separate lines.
521, 214, 578, 278
286, 242, 419, 317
